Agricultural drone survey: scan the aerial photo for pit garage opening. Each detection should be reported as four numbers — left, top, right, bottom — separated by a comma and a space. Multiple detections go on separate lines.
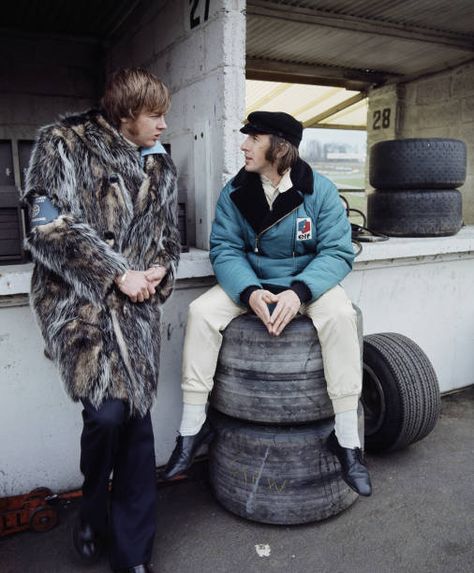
245, 78, 368, 221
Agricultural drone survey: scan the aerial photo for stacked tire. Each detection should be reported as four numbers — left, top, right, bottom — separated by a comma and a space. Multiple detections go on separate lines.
208, 312, 363, 525
368, 138, 466, 237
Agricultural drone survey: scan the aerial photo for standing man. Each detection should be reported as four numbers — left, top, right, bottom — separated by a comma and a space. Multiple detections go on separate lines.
162, 111, 371, 497
24, 68, 181, 573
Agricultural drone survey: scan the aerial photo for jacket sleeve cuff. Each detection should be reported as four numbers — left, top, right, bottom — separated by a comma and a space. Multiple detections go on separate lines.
290, 281, 312, 304
240, 285, 261, 306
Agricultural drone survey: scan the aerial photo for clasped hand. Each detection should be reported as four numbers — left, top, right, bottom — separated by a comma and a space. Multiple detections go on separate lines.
249, 289, 301, 336
115, 266, 167, 303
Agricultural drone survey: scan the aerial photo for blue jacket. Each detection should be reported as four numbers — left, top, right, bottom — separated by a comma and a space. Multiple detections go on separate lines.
210, 158, 354, 305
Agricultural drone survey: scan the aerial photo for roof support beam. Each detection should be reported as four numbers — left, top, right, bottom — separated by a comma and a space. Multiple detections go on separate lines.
309, 123, 366, 131
303, 93, 367, 127
247, 0, 474, 51
246, 58, 392, 90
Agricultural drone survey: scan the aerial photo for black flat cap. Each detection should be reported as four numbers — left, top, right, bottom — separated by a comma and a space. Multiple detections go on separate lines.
240, 111, 303, 148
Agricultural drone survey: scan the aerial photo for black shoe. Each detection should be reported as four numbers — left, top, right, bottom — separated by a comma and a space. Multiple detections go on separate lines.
114, 565, 154, 573
72, 517, 103, 563
327, 430, 372, 497
160, 419, 214, 480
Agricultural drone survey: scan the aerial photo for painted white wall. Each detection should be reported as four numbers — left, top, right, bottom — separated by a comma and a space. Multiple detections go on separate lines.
2, 230, 474, 496
0, 275, 213, 497
0, 303, 82, 496
106, 0, 246, 249
343, 233, 474, 395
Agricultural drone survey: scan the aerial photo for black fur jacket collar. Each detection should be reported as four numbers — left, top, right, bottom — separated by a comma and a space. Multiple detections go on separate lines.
230, 157, 314, 233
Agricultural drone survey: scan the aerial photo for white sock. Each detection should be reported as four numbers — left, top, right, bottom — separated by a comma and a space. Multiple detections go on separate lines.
334, 409, 361, 449
179, 403, 207, 436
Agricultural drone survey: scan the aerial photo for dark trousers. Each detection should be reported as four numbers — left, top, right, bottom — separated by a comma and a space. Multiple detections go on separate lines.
80, 398, 157, 569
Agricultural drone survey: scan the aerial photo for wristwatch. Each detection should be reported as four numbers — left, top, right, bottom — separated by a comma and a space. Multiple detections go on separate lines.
118, 271, 128, 285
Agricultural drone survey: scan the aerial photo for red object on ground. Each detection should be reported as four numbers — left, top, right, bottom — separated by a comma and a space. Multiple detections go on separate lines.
0, 487, 61, 537
0, 468, 194, 537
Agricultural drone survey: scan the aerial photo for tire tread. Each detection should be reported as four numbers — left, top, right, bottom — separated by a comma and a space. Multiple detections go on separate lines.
370, 138, 467, 189
363, 333, 440, 452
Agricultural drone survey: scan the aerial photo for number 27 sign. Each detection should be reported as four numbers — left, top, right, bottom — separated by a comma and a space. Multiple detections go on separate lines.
188, 0, 211, 30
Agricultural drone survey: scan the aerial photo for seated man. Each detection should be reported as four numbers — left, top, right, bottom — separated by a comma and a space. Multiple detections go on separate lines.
162, 111, 371, 496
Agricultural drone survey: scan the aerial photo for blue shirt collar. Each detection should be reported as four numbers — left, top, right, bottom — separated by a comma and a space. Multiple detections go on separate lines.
140, 141, 167, 157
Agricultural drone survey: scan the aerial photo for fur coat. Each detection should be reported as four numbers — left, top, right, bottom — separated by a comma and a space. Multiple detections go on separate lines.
23, 109, 180, 416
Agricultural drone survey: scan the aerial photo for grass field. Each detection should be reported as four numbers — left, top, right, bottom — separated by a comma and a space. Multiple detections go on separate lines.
310, 161, 366, 190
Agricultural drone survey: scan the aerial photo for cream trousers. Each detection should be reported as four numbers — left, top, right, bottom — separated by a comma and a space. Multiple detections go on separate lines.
181, 284, 361, 414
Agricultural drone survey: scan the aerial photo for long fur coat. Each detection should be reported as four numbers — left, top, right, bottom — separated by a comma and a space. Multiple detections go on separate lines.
23, 109, 180, 416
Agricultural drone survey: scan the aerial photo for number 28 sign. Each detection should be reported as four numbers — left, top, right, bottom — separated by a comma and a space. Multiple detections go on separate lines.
372, 108, 392, 130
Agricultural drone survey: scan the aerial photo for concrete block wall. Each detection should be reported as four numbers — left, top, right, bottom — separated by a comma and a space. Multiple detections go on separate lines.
0, 32, 101, 142
0, 32, 101, 192
400, 63, 474, 223
106, 0, 246, 249
367, 62, 474, 223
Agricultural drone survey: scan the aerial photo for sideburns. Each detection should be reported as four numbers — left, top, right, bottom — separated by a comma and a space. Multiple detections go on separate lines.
265, 138, 288, 175
265, 141, 284, 164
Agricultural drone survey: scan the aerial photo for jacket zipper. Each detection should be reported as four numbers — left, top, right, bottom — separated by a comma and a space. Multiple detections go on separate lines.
254, 206, 300, 254
292, 210, 297, 273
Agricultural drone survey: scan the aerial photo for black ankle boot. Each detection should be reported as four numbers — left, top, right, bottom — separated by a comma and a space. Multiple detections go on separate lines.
72, 517, 103, 563
327, 430, 372, 497
160, 419, 214, 480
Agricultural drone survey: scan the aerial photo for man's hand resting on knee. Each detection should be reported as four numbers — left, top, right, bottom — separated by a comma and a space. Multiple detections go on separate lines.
268, 290, 301, 336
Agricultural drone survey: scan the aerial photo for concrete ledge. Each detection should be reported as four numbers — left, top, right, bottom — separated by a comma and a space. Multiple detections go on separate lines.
2, 226, 474, 296
0, 249, 214, 296
0, 263, 33, 296
176, 248, 213, 279
355, 226, 474, 264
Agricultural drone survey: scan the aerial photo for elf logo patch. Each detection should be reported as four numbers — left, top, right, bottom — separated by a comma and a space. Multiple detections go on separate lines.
296, 217, 312, 241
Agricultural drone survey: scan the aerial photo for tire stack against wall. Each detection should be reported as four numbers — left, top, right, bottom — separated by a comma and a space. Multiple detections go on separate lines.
367, 138, 467, 237
208, 312, 364, 525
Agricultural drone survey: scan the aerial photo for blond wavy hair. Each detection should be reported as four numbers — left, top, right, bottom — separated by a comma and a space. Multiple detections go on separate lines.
101, 68, 170, 127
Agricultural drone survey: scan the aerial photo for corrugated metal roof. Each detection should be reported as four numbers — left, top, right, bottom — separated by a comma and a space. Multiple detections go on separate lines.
247, 0, 474, 86
255, 0, 474, 35
247, 16, 473, 76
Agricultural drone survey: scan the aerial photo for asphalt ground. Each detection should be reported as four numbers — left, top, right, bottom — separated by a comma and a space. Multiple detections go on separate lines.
1, 386, 473, 573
